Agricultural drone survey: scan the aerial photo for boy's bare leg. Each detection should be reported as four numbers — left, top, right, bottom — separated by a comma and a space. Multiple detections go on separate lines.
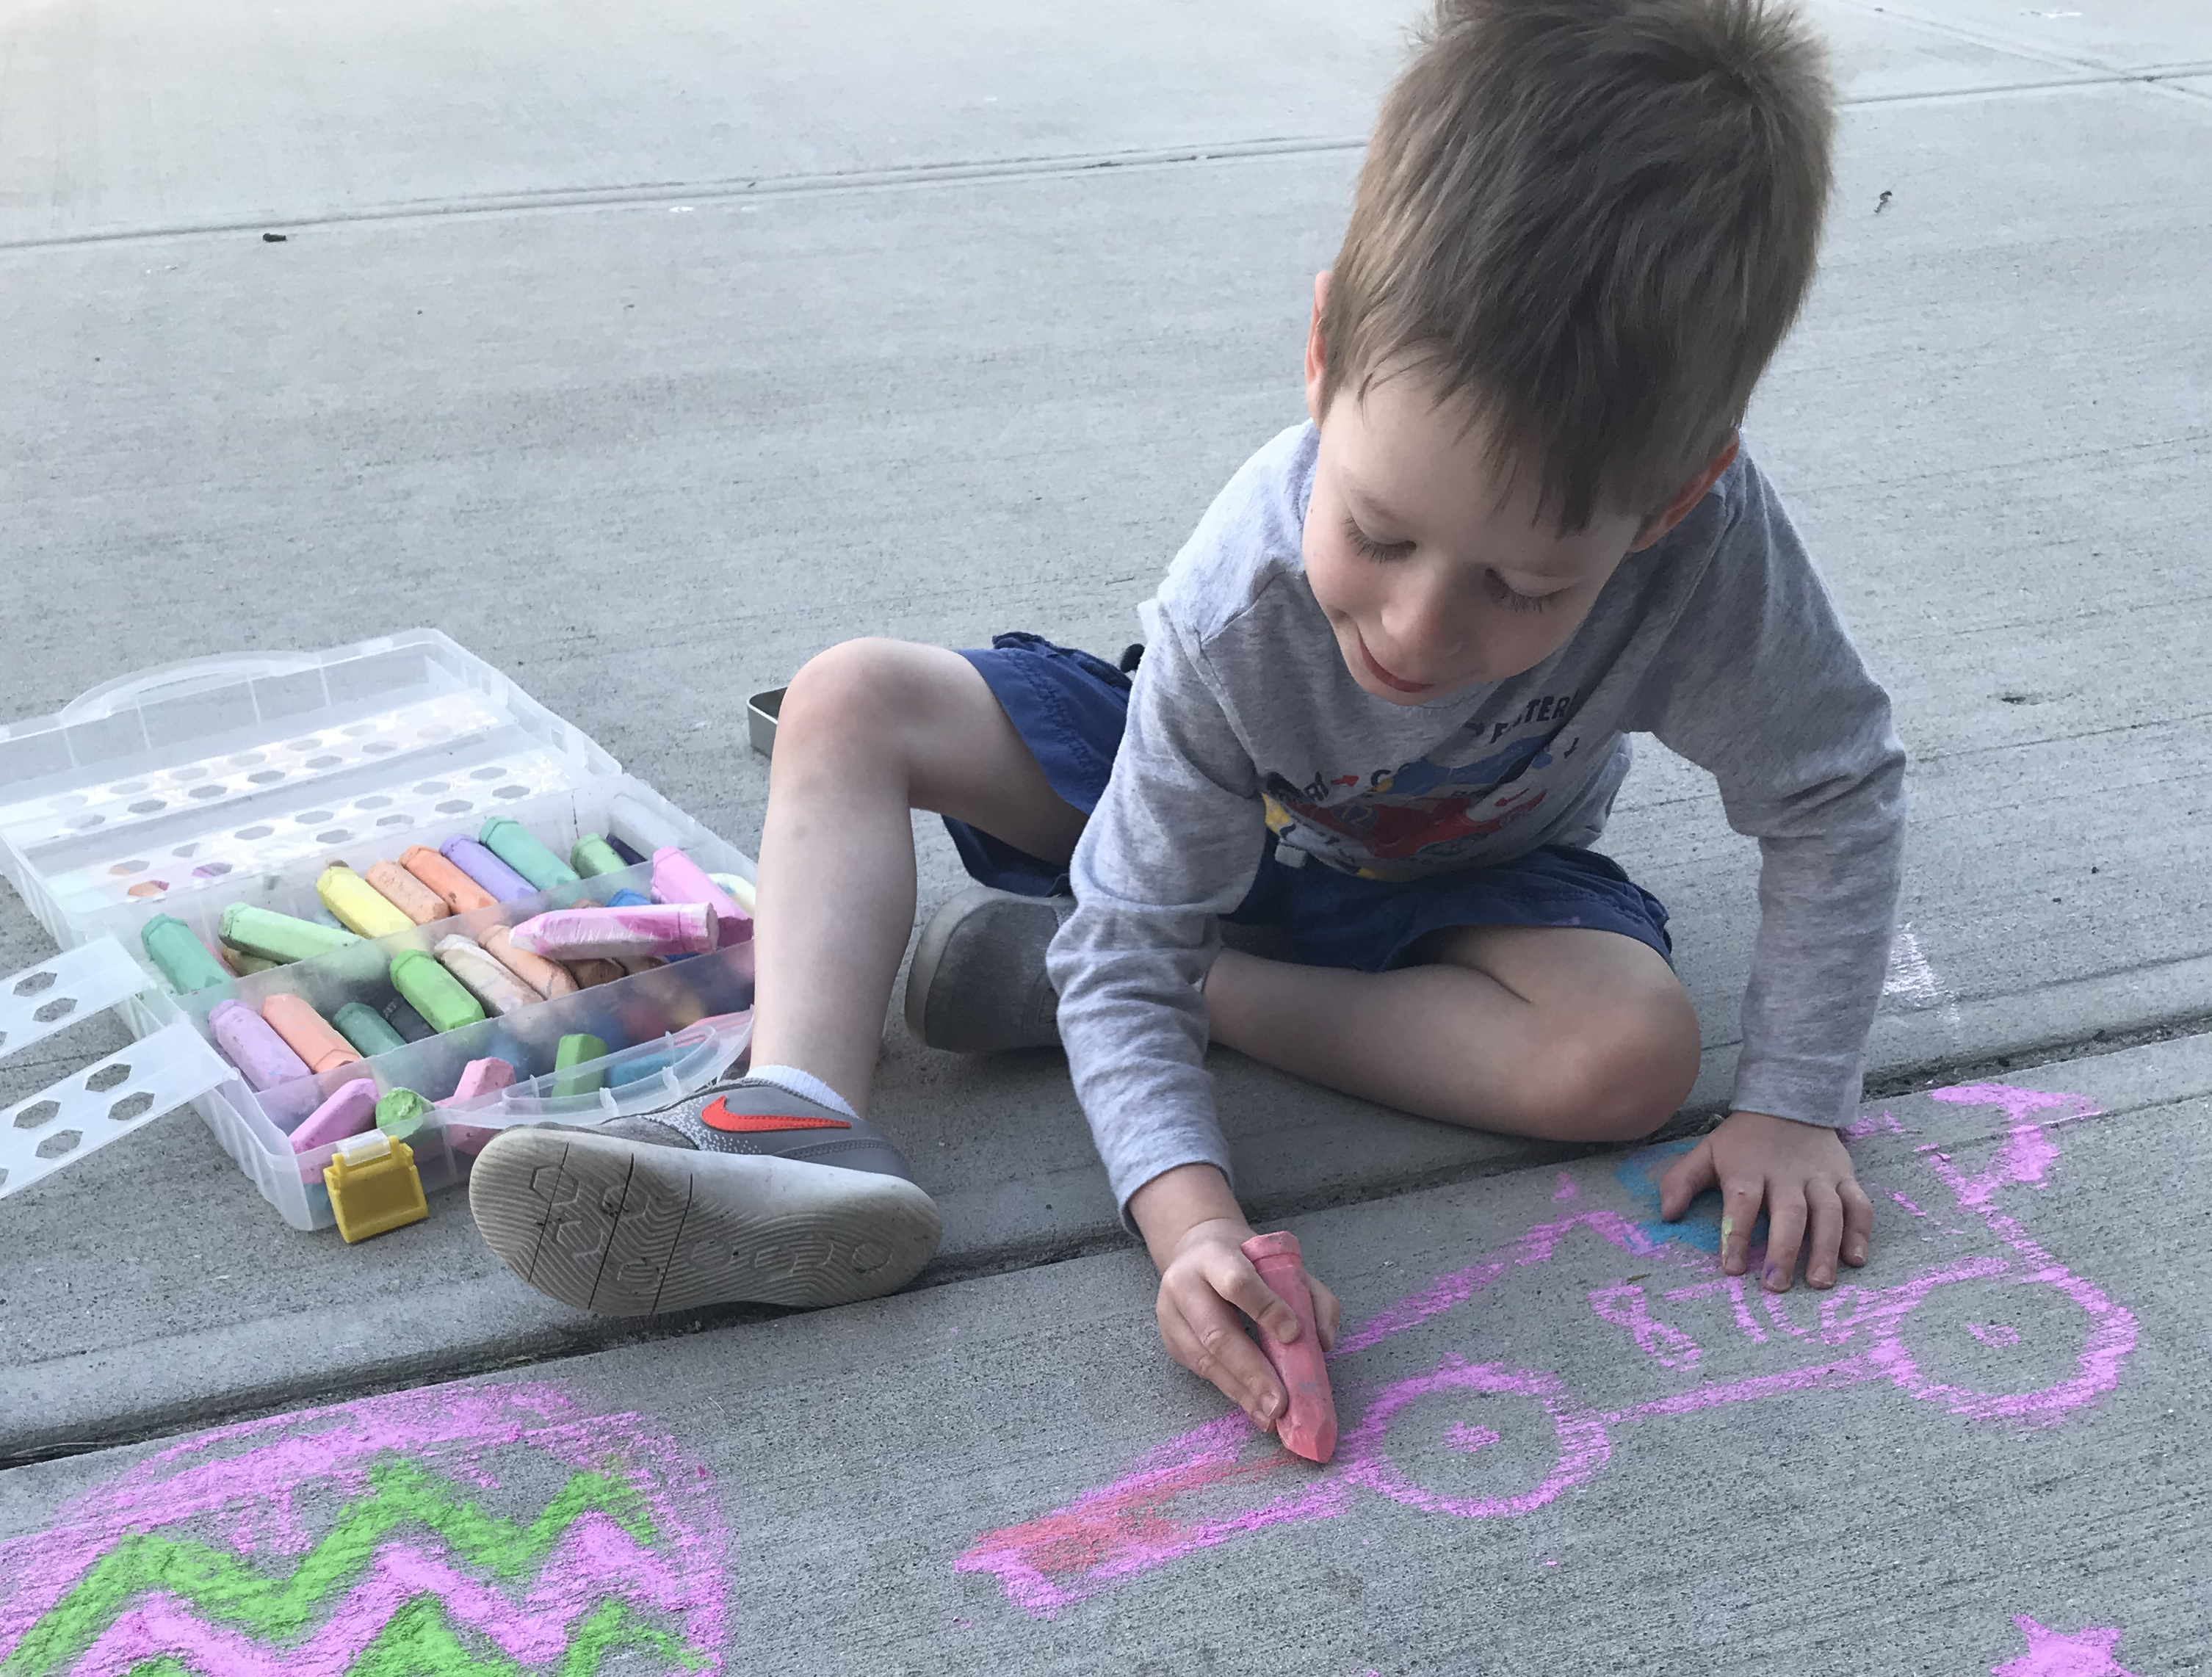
748, 638, 1085, 1114
1201, 924, 1701, 1142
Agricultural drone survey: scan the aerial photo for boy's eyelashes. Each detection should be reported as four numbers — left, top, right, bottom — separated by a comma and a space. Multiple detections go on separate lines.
1341, 517, 1557, 614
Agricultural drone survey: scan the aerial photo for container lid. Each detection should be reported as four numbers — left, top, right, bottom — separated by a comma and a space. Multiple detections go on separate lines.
0, 631, 620, 943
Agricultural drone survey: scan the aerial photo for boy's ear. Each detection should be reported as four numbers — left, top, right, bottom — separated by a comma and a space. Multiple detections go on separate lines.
1630, 434, 1740, 551
1304, 271, 1331, 427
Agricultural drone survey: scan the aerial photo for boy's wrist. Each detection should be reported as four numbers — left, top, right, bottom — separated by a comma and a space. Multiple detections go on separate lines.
1128, 1162, 1251, 1270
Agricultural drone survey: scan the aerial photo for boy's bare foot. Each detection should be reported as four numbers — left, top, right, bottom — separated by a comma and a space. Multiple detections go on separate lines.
468, 1077, 941, 1314
903, 885, 1071, 1052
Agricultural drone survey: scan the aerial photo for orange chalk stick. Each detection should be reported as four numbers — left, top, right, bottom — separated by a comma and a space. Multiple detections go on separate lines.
400, 846, 498, 915
482, 924, 577, 999
364, 859, 450, 926
261, 993, 365, 1076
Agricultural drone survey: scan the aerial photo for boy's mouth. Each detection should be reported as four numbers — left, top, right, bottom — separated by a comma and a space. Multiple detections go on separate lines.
1354, 630, 1434, 695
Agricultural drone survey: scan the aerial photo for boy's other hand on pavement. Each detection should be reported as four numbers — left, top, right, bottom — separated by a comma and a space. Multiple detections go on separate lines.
1658, 1109, 1876, 1291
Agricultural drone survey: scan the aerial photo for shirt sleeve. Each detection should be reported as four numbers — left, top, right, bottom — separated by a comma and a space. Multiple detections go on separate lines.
1047, 601, 1271, 1225
1636, 464, 1909, 1129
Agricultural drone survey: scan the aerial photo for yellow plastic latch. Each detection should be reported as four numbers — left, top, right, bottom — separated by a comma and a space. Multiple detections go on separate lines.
323, 1130, 429, 1243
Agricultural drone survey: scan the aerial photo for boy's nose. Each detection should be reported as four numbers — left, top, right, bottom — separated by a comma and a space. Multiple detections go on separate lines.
1378, 574, 1466, 677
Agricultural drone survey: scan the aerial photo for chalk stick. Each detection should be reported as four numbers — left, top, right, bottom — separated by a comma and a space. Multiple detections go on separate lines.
434, 934, 541, 1015
389, 949, 489, 1034
332, 1001, 408, 1058
439, 836, 535, 905
607, 835, 647, 866
553, 1033, 609, 1098
608, 1049, 679, 1090
709, 872, 758, 915
380, 994, 437, 1043
650, 848, 753, 947
1240, 1231, 1337, 1463
479, 816, 579, 891
606, 889, 652, 909
399, 846, 498, 914
141, 915, 230, 994
261, 994, 364, 1076
375, 1087, 435, 1142
508, 902, 717, 962
481, 924, 577, 998
220, 903, 361, 963
289, 1077, 380, 1153
209, 999, 314, 1091
438, 1056, 517, 1155
315, 863, 413, 939
364, 859, 449, 926
607, 795, 681, 858
221, 943, 283, 975
570, 833, 628, 877
568, 957, 626, 988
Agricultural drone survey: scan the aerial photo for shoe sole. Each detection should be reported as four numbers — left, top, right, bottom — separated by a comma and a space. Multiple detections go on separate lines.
469, 1129, 943, 1314
903, 883, 1059, 1051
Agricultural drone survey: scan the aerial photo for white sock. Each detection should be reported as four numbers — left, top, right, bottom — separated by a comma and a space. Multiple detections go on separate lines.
745, 1062, 857, 1119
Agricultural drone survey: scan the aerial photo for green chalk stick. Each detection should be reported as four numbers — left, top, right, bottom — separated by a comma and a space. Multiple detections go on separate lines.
478, 817, 579, 892
375, 1087, 435, 1142
220, 902, 361, 963
333, 1002, 408, 1057
553, 1032, 609, 1098
225, 945, 284, 974
388, 949, 488, 1034
140, 915, 230, 994
570, 833, 628, 878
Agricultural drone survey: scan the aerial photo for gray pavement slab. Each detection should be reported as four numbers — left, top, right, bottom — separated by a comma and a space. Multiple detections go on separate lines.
3, 1, 2209, 1452
4, 1036, 2207, 1673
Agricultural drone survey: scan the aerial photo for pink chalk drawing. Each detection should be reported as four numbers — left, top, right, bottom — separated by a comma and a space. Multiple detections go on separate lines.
0, 1380, 729, 1676
1993, 1615, 2136, 1676
957, 1083, 2138, 1619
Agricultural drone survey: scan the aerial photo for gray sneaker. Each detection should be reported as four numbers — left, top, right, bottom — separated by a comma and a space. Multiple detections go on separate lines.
468, 1076, 941, 1315
903, 885, 1071, 1052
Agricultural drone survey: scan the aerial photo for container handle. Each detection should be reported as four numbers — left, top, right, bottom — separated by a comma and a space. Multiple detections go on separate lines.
59, 651, 325, 725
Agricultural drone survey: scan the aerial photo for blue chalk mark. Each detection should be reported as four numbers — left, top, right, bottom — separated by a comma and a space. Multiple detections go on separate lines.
1612, 1140, 1765, 1253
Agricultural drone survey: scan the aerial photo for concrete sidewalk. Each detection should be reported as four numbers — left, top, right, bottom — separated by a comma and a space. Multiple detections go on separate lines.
4, 1037, 2205, 1674
2, 0, 2209, 1456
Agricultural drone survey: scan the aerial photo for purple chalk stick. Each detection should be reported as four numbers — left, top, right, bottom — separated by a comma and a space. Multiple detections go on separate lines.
509, 902, 718, 962
649, 848, 753, 948
208, 999, 314, 1092
438, 835, 536, 904
289, 1078, 380, 1153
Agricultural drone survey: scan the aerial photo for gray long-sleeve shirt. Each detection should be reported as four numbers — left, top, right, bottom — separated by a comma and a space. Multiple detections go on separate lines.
1048, 422, 1906, 1219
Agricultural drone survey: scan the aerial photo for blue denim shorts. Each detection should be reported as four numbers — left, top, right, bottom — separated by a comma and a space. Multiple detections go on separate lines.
946, 631, 1672, 973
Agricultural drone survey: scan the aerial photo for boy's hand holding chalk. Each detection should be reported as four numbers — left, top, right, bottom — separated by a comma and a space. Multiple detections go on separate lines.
1133, 1165, 1340, 1446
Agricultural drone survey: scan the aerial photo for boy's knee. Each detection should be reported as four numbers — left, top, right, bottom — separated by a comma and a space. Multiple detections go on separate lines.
780, 638, 912, 738
1522, 992, 1699, 1142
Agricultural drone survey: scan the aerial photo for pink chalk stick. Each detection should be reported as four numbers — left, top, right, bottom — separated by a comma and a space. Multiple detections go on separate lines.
289, 1077, 380, 1153
1241, 1231, 1338, 1464
437, 1056, 517, 1156
648, 848, 753, 947
508, 902, 718, 962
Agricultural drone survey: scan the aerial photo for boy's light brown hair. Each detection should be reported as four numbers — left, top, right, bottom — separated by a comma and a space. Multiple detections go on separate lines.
1322, 0, 1835, 529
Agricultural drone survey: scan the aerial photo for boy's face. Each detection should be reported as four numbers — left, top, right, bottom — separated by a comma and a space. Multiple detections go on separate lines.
1300, 276, 1732, 706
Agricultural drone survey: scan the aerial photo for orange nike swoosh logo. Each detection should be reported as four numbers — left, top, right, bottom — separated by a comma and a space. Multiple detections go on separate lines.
700, 1096, 852, 1134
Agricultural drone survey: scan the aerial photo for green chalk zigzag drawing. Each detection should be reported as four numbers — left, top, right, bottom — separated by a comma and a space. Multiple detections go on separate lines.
0, 1382, 731, 1677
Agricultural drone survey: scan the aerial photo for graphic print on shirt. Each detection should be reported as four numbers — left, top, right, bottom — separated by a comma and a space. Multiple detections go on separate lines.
1262, 693, 1579, 875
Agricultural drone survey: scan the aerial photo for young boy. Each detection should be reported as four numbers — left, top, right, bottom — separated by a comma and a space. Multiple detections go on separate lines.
469, 0, 1903, 1440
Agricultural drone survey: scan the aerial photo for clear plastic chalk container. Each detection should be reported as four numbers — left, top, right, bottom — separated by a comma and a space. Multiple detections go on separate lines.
0, 630, 757, 1230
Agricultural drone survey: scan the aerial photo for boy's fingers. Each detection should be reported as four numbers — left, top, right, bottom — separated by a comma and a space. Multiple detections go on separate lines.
1163, 1281, 1285, 1427
1308, 1275, 1343, 1352
1658, 1140, 1716, 1221
1210, 1255, 1300, 1346
1718, 1177, 1763, 1275
1762, 1187, 1807, 1292
1840, 1178, 1876, 1267
1803, 1183, 1844, 1289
